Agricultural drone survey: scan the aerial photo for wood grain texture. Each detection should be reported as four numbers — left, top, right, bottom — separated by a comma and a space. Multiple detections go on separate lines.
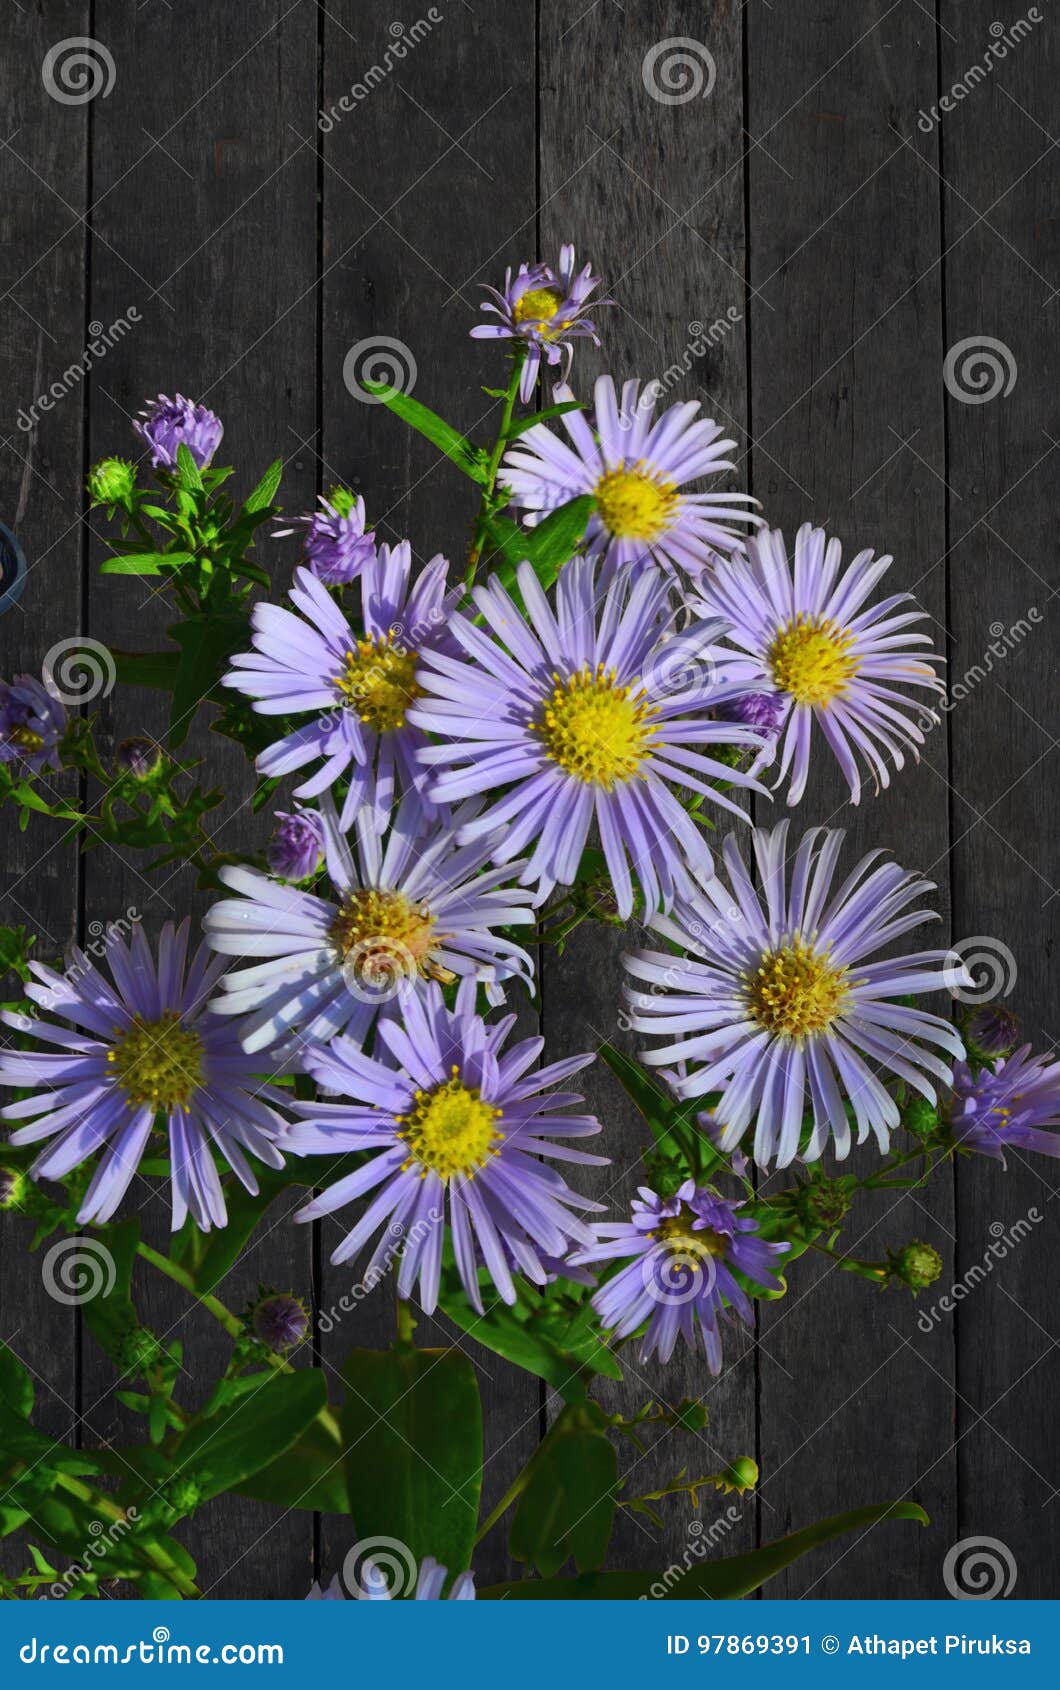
0, 0, 1056, 1600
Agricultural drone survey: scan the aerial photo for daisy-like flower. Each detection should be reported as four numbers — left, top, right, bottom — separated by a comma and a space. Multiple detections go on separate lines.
0, 674, 67, 776
695, 523, 945, 805
408, 557, 767, 919
501, 375, 760, 581
222, 542, 456, 831
287, 980, 605, 1313
134, 393, 223, 470
203, 790, 535, 1056
624, 821, 966, 1168
572, 1182, 789, 1370
273, 489, 376, 587
947, 1046, 1060, 1163
470, 243, 609, 403
0, 921, 285, 1231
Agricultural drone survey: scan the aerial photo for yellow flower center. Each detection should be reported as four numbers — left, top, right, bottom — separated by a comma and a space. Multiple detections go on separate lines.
594, 466, 678, 541
330, 889, 451, 986
535, 665, 657, 789
747, 939, 850, 1040
5, 726, 44, 753
767, 615, 858, 708
107, 1011, 204, 1111
654, 1211, 730, 1265
513, 286, 564, 329
334, 636, 421, 733
396, 1070, 504, 1182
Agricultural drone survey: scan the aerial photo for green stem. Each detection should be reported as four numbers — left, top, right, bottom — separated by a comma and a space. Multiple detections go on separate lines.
135, 1242, 342, 1445
465, 349, 526, 590
473, 1468, 532, 1546
395, 1297, 418, 1347
53, 1473, 202, 1599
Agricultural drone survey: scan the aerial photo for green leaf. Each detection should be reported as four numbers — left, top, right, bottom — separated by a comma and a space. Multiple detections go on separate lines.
486, 495, 594, 600
173, 1368, 327, 1503
100, 551, 195, 576
175, 443, 204, 494
112, 649, 181, 690
481, 1500, 929, 1598
235, 1413, 349, 1514
438, 1272, 621, 1400
80, 1219, 140, 1367
340, 1346, 481, 1573
510, 1406, 617, 1576
167, 609, 248, 747
507, 400, 583, 439
242, 458, 283, 514
0, 1342, 33, 1417
363, 381, 489, 484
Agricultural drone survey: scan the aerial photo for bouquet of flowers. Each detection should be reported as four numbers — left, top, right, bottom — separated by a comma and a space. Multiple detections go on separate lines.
1, 249, 1052, 1601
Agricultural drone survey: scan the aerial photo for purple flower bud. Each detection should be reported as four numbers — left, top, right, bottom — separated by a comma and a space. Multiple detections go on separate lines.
134, 393, 224, 471
251, 1293, 309, 1353
115, 736, 162, 779
266, 809, 325, 880
963, 1005, 1020, 1061
275, 492, 375, 587
717, 690, 787, 736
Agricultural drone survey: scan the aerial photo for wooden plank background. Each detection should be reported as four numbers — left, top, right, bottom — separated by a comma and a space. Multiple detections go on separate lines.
1, 0, 1057, 1598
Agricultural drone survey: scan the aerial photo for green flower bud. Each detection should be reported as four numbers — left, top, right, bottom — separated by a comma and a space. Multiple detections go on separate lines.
641, 1150, 690, 1199
327, 486, 358, 518
163, 1477, 202, 1517
792, 1176, 852, 1232
889, 1241, 943, 1292
116, 1326, 162, 1377
902, 1096, 940, 1139
716, 1456, 758, 1495
87, 458, 136, 509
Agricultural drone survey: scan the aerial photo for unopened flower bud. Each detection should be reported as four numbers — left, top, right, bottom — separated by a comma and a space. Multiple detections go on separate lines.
88, 457, 137, 509
962, 1005, 1020, 1064
251, 1292, 309, 1353
889, 1241, 943, 1292
115, 737, 163, 780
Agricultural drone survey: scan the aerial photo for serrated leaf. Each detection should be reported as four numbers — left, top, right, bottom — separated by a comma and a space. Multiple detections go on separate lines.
242, 458, 283, 514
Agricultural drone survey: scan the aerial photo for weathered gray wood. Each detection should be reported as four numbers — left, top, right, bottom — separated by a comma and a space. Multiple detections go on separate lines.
539, 0, 760, 1579
941, 0, 1060, 1600
316, 1, 542, 1587
746, 0, 956, 1596
80, 0, 320, 1597
0, 1, 91, 1586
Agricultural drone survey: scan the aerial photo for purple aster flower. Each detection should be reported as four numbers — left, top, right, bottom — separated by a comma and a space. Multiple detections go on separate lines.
0, 674, 67, 776
134, 393, 223, 471
471, 243, 610, 403
204, 788, 535, 1057
716, 689, 787, 738
694, 524, 945, 805
947, 1046, 1060, 1163
0, 920, 286, 1231
408, 557, 767, 919
266, 807, 325, 880
309, 1556, 476, 1601
251, 1291, 309, 1351
624, 821, 967, 1168
222, 543, 457, 832
572, 1182, 789, 1370
274, 490, 376, 587
287, 979, 605, 1314
501, 375, 761, 581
